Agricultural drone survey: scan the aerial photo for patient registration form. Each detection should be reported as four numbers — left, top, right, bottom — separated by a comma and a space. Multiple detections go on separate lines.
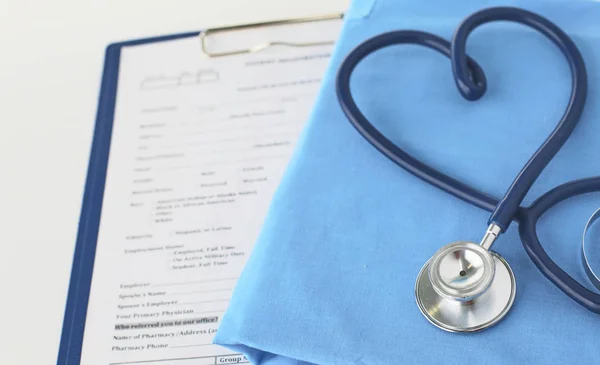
79, 19, 341, 365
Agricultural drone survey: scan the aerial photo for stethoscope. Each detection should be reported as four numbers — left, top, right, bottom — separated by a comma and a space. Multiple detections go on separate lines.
336, 6, 600, 332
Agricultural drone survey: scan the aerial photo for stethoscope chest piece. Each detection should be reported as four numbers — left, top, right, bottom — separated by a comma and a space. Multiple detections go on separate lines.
415, 241, 516, 332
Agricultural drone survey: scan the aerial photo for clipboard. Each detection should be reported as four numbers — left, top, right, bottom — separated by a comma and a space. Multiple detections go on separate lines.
56, 13, 342, 365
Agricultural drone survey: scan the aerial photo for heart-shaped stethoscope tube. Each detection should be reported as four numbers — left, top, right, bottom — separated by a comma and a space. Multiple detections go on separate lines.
336, 6, 600, 313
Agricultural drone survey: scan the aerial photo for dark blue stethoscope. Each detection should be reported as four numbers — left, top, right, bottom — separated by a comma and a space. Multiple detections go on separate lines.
336, 6, 600, 331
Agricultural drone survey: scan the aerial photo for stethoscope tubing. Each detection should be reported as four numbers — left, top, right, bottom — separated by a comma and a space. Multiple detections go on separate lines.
336, 31, 501, 215
336, 6, 600, 313
519, 177, 600, 313
452, 7, 587, 232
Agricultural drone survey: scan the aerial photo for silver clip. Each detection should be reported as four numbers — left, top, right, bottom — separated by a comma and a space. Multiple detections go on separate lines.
199, 13, 343, 58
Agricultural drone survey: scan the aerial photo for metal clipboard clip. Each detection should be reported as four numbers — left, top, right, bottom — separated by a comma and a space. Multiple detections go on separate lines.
199, 13, 344, 58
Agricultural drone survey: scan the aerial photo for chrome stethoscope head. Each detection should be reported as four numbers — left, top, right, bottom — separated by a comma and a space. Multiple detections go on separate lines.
415, 225, 516, 332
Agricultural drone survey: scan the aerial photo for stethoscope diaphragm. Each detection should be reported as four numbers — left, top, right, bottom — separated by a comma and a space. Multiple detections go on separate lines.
415, 241, 516, 332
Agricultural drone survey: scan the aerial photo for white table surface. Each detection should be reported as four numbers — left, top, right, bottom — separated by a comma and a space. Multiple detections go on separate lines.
0, 1, 349, 363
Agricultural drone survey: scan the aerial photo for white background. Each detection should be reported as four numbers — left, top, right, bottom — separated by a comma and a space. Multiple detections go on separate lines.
0, 1, 349, 364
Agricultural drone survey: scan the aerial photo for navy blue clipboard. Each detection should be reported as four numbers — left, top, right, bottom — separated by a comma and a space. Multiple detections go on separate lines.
56, 31, 199, 365
57, 13, 343, 361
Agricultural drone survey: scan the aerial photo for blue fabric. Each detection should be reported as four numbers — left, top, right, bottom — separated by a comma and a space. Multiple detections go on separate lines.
214, 0, 600, 364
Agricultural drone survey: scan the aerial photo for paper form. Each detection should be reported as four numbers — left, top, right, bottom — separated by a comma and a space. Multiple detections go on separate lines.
79, 19, 341, 365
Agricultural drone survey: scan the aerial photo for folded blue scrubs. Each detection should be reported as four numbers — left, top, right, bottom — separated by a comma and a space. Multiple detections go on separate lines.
214, 0, 600, 363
